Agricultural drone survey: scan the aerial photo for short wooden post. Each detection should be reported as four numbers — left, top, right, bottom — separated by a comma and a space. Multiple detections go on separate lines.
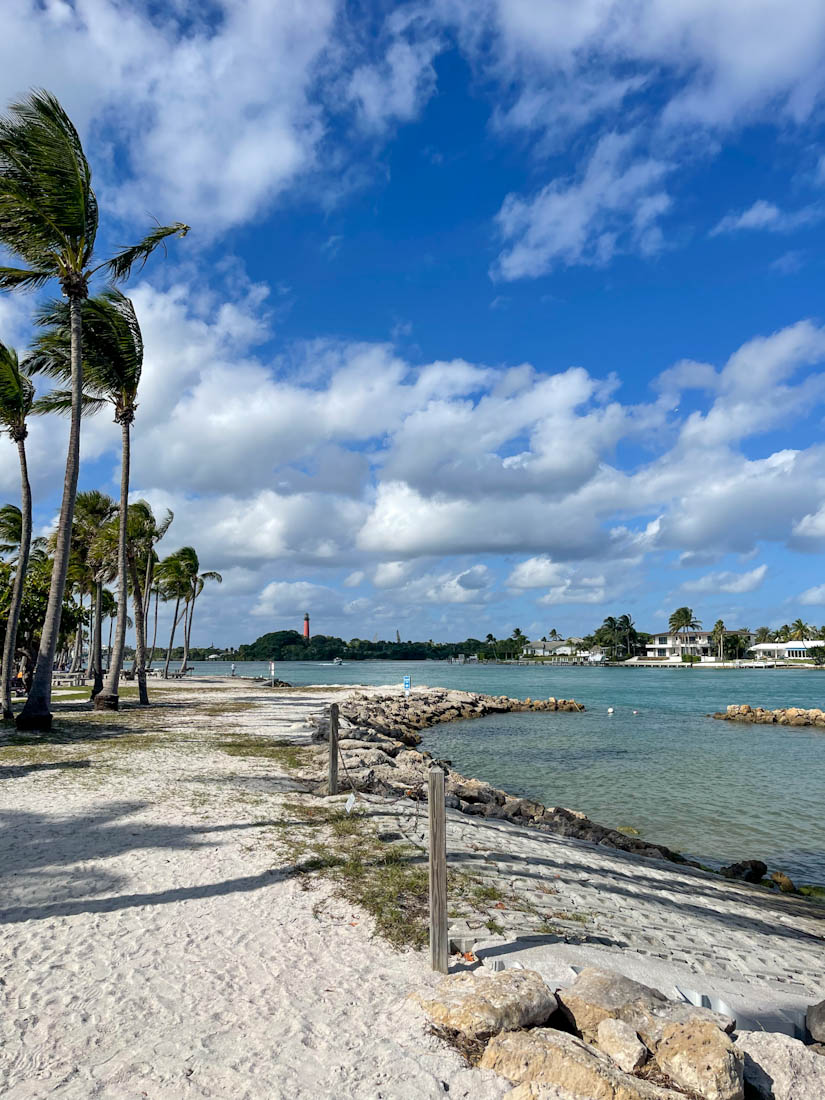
428, 765, 449, 973
328, 702, 339, 796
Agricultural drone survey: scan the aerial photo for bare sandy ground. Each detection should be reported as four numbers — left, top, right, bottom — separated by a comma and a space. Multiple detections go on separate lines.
0, 680, 507, 1100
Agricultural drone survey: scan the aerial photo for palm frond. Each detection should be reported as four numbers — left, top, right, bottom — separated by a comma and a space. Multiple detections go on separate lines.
99, 222, 190, 282
0, 89, 97, 270
0, 340, 35, 428
0, 266, 53, 290
33, 388, 108, 417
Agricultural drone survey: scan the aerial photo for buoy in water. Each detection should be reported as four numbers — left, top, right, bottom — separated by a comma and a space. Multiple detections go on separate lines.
632, 710, 638, 715
607, 707, 614, 714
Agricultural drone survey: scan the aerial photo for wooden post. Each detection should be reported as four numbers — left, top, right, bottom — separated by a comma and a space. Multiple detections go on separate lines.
428, 765, 449, 974
328, 702, 339, 796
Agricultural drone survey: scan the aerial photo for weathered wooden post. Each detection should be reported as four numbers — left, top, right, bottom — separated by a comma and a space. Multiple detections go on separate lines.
428, 765, 448, 974
328, 702, 339, 796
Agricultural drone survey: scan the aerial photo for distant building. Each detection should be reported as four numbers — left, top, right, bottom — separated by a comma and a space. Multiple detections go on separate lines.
644, 628, 755, 661
750, 640, 820, 660
522, 639, 604, 662
303, 612, 310, 640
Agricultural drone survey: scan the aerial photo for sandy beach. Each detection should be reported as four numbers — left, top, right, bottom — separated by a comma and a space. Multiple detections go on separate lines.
1, 678, 824, 1098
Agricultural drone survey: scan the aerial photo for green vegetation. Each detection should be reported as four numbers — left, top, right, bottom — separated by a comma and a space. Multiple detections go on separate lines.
238, 629, 497, 662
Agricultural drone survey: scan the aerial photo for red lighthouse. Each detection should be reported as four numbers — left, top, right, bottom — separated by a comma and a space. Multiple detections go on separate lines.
303, 612, 310, 640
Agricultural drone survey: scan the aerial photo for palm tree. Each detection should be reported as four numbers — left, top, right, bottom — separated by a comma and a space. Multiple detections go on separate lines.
0, 90, 188, 730
790, 618, 809, 641
754, 625, 771, 645
157, 552, 191, 679
125, 501, 172, 704
668, 606, 701, 658
70, 490, 116, 697
617, 613, 635, 656
179, 554, 222, 674
0, 343, 35, 718
33, 289, 146, 710
0, 503, 46, 562
711, 619, 726, 662
601, 615, 620, 658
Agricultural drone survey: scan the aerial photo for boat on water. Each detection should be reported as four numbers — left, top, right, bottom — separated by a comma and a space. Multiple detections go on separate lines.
332, 657, 343, 666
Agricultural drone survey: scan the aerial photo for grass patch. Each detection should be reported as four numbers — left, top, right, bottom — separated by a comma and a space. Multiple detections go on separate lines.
217, 738, 313, 770
799, 884, 825, 901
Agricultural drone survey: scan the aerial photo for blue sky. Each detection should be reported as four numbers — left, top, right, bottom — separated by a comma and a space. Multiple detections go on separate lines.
2, 0, 825, 646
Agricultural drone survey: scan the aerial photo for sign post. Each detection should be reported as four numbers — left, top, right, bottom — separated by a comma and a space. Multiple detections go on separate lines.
269, 660, 275, 687
403, 674, 411, 695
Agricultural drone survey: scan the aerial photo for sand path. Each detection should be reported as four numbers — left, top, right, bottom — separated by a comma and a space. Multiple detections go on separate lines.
0, 681, 506, 1100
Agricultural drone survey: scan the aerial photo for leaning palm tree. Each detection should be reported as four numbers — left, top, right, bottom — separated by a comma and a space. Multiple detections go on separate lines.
123, 500, 171, 704
32, 289, 146, 710
156, 551, 192, 678
1, 90, 188, 730
0, 502, 46, 562
0, 343, 35, 719
790, 618, 809, 641
177, 552, 222, 674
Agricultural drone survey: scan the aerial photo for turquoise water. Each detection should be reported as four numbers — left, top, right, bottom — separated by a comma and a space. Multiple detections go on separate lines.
178, 660, 825, 882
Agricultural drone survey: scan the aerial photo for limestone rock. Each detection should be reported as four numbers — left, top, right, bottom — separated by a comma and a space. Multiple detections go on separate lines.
411, 968, 557, 1038
504, 1085, 579, 1099
655, 1018, 743, 1100
808, 998, 825, 1042
736, 1030, 825, 1100
557, 967, 734, 1048
720, 859, 767, 883
596, 1018, 648, 1072
480, 1028, 683, 1099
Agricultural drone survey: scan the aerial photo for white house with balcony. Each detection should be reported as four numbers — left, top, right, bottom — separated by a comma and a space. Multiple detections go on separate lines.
644, 628, 755, 661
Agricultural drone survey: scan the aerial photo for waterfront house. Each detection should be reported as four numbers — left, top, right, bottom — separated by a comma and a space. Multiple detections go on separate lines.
644, 628, 755, 661
749, 639, 820, 661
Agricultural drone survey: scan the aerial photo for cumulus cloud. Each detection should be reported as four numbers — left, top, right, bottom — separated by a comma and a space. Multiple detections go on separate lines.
799, 584, 825, 605
493, 133, 671, 279
683, 564, 768, 594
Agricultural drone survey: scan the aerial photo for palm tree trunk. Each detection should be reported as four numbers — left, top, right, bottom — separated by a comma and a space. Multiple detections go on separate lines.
70, 595, 83, 672
163, 597, 181, 679
2, 437, 32, 720
147, 587, 159, 669
17, 295, 83, 731
96, 419, 130, 710
106, 616, 114, 670
91, 579, 104, 698
129, 555, 149, 705
86, 596, 95, 678
179, 597, 193, 674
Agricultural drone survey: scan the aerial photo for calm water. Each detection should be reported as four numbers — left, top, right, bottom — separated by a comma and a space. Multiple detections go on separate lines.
178, 660, 825, 883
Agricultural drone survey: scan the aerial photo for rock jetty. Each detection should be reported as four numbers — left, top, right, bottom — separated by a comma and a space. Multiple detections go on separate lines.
712, 704, 825, 726
309, 689, 693, 866
338, 688, 584, 746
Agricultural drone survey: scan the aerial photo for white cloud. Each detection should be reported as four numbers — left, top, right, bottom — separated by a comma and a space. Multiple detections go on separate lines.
493, 132, 671, 279
711, 200, 823, 236
343, 571, 365, 587
683, 564, 768, 594
799, 584, 825, 605
507, 557, 565, 589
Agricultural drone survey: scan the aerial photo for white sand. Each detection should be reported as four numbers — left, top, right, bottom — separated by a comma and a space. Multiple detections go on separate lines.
0, 682, 508, 1100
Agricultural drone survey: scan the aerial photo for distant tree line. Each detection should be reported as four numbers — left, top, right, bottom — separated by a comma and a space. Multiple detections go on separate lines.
238, 631, 498, 662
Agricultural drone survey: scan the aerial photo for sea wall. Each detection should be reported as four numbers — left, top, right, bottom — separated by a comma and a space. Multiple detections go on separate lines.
309, 688, 693, 867
713, 704, 825, 726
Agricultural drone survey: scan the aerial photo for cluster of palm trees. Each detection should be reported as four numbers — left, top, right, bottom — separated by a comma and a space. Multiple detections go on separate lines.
755, 620, 825, 643
0, 89, 208, 729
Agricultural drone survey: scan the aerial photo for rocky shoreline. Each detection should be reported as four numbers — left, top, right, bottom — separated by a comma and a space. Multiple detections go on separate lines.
309, 688, 695, 867
713, 704, 825, 726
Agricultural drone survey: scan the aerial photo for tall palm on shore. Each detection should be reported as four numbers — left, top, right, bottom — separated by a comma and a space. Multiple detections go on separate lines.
712, 619, 726, 662
125, 500, 172, 704
0, 89, 189, 730
790, 618, 809, 641
33, 288, 147, 711
601, 615, 620, 658
177, 551, 222, 674
0, 343, 35, 718
157, 552, 191, 678
668, 606, 701, 658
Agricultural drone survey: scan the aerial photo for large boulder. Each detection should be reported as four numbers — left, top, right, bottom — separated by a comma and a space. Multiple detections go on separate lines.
479, 1028, 684, 1099
655, 1018, 744, 1100
410, 969, 557, 1038
557, 967, 734, 1049
808, 998, 825, 1043
735, 1030, 825, 1099
596, 1018, 648, 1073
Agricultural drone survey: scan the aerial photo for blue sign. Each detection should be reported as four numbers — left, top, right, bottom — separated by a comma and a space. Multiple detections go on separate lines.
403, 675, 411, 693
